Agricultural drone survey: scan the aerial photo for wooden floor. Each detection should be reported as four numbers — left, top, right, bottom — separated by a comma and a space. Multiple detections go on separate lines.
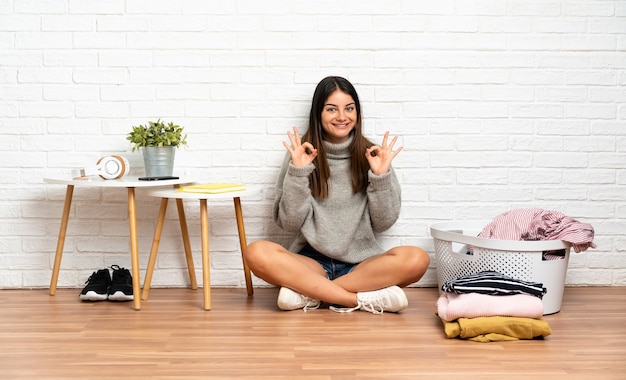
0, 286, 624, 380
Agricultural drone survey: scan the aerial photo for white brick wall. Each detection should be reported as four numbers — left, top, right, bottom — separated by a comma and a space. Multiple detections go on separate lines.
1, 0, 624, 290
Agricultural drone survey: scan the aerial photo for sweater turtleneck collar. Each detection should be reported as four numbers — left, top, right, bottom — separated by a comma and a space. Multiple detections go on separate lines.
322, 134, 353, 159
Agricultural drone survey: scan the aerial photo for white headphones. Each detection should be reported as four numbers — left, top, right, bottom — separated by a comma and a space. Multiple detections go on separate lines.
96, 155, 130, 180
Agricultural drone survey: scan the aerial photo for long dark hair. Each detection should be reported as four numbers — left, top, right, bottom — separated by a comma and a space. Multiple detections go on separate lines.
302, 76, 374, 199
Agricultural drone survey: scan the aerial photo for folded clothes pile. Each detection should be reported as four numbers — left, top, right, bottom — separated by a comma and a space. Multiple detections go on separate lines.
437, 271, 551, 343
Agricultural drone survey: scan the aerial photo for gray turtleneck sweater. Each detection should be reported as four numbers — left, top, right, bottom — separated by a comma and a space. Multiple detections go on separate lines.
273, 135, 402, 264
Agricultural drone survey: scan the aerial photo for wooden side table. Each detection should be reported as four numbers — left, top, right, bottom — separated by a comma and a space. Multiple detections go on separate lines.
44, 176, 193, 310
141, 187, 255, 310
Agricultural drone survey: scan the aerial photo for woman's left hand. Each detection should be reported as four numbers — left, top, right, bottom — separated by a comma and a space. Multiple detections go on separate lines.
365, 131, 403, 175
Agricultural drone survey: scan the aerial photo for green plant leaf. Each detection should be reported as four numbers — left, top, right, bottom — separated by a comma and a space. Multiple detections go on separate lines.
126, 119, 188, 152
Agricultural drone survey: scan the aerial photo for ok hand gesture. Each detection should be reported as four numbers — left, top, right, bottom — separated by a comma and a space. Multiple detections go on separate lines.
283, 126, 318, 167
365, 131, 403, 175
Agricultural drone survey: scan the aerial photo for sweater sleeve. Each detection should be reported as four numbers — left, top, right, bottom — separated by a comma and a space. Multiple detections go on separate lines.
366, 167, 401, 233
273, 154, 315, 233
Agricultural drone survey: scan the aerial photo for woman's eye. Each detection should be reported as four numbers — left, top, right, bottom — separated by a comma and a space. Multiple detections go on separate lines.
346, 106, 354, 112
326, 107, 336, 112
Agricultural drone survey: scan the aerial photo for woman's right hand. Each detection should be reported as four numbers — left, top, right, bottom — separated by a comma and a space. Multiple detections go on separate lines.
283, 126, 318, 167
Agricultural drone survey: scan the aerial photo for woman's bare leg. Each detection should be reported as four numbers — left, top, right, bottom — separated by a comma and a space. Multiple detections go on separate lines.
243, 240, 359, 307
334, 246, 430, 292
244, 242, 430, 308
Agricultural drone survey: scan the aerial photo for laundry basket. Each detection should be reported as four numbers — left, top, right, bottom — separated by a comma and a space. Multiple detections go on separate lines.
430, 221, 571, 315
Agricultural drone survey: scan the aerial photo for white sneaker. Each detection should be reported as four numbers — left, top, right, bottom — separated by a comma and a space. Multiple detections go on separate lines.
277, 287, 321, 312
330, 285, 408, 314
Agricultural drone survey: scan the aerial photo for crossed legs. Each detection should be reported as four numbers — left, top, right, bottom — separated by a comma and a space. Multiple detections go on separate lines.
243, 240, 430, 308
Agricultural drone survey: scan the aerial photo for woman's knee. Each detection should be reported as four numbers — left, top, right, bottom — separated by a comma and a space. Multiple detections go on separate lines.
392, 246, 431, 281
412, 246, 431, 271
243, 241, 267, 265
243, 240, 281, 270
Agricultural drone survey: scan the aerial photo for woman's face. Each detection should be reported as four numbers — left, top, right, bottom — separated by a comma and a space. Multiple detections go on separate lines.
320, 89, 357, 144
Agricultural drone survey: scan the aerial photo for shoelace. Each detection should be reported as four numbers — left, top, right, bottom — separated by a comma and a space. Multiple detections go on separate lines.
358, 301, 384, 315
85, 270, 108, 285
329, 301, 384, 315
302, 299, 320, 313
110, 265, 131, 279
84, 272, 97, 285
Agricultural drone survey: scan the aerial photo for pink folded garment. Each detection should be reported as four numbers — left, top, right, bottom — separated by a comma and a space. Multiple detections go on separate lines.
437, 292, 545, 322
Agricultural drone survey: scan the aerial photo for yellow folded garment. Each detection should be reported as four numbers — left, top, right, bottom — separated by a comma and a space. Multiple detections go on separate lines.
468, 333, 522, 343
442, 316, 551, 342
177, 183, 246, 194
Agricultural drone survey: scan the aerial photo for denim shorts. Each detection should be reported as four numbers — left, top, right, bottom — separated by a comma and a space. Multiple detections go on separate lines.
297, 244, 357, 280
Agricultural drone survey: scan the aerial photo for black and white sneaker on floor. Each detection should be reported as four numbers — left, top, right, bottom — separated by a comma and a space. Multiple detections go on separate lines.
107, 265, 134, 301
79, 268, 111, 301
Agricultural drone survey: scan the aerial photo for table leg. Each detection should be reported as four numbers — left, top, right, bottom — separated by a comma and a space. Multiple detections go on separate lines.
233, 197, 253, 296
199, 199, 211, 310
127, 187, 141, 311
49, 185, 74, 296
175, 198, 198, 289
141, 197, 169, 301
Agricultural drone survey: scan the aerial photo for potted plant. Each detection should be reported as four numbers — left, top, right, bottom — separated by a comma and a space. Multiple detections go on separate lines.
126, 119, 188, 177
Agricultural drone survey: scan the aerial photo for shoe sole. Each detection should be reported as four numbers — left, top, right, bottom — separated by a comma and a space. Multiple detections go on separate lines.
108, 291, 134, 301
79, 291, 108, 301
